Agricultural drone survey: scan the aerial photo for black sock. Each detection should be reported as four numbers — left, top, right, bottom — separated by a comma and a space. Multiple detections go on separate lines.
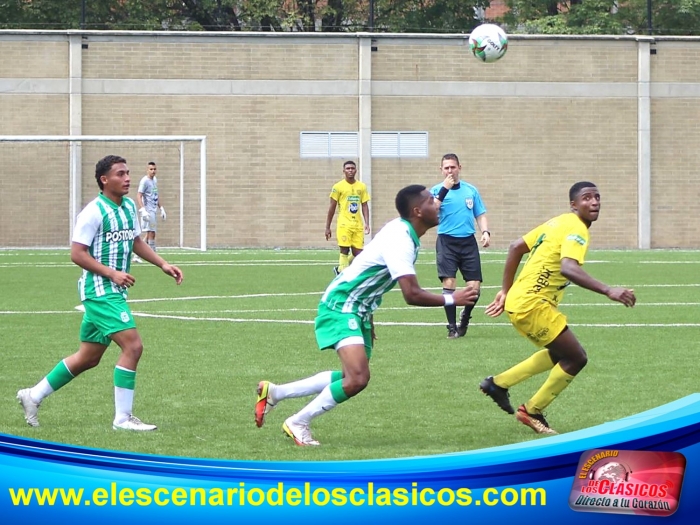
442, 288, 457, 325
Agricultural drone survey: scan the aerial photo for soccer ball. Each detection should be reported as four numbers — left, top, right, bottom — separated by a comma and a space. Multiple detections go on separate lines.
469, 24, 508, 63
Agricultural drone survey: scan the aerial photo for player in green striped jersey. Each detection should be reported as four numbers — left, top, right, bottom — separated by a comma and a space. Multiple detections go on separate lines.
17, 155, 183, 431
255, 183, 478, 446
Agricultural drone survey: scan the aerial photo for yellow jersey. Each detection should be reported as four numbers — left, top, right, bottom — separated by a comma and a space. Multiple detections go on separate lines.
330, 179, 370, 229
505, 213, 590, 313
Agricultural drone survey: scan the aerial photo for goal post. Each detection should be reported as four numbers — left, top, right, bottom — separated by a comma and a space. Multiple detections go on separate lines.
0, 135, 207, 251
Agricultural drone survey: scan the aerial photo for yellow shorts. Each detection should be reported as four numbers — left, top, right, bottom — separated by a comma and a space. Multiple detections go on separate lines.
337, 226, 365, 250
507, 300, 568, 347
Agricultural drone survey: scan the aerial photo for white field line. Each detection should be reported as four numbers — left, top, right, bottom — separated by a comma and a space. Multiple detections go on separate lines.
1, 300, 698, 317
6, 258, 700, 269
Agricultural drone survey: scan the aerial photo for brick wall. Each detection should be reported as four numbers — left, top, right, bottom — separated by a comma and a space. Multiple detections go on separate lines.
1, 32, 698, 249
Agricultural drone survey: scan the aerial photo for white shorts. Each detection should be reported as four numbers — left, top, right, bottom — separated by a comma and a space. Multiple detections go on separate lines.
141, 210, 158, 232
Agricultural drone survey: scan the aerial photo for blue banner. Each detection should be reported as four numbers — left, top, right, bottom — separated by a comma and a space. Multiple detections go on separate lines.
2, 394, 699, 524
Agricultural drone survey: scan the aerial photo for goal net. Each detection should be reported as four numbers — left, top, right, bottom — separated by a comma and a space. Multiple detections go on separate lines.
0, 136, 207, 251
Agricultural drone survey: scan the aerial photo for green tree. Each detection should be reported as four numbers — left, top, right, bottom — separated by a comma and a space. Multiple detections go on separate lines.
374, 0, 490, 33
500, 0, 700, 35
621, 0, 700, 35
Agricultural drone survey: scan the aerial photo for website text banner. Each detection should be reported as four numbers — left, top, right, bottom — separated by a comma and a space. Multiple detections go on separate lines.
2, 395, 700, 524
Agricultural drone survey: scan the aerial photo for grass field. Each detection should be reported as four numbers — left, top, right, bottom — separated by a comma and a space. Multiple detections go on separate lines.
0, 248, 697, 462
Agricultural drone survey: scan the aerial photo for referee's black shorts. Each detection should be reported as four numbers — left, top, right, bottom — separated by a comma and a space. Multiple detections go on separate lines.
436, 234, 483, 282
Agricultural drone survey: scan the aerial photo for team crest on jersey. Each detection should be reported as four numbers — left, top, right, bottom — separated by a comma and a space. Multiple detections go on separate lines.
120, 312, 130, 323
465, 198, 473, 209
348, 318, 359, 331
349, 202, 359, 214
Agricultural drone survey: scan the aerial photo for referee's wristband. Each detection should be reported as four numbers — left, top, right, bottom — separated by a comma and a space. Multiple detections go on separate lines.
436, 186, 450, 202
443, 294, 455, 306
483, 230, 491, 236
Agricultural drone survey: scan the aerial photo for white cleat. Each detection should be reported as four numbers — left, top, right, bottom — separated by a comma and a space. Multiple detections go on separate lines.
282, 418, 320, 446
132, 255, 143, 263
17, 389, 41, 427
113, 415, 157, 432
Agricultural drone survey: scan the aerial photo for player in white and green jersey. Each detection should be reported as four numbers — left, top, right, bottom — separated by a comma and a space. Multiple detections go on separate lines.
255, 184, 479, 446
17, 155, 183, 432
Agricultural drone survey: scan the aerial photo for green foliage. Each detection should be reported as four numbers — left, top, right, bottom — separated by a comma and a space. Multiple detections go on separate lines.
375, 0, 490, 33
502, 0, 700, 35
1, 0, 700, 35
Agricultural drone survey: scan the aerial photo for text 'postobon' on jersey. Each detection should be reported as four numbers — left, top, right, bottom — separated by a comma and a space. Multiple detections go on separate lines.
320, 218, 420, 320
72, 194, 141, 301
505, 212, 590, 313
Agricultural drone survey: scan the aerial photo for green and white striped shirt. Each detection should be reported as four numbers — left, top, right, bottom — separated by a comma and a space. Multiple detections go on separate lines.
320, 218, 420, 321
72, 194, 141, 301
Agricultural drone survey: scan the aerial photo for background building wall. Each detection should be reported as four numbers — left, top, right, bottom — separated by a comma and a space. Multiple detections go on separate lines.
0, 31, 697, 249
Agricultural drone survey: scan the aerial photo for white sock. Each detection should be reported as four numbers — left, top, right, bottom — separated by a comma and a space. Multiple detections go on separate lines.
272, 371, 335, 403
29, 378, 54, 403
292, 385, 338, 426
114, 387, 134, 424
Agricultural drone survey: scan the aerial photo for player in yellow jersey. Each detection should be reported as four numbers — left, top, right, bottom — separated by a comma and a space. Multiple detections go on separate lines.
480, 182, 636, 435
325, 160, 371, 274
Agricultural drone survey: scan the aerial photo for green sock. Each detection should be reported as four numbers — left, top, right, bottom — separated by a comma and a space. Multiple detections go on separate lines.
114, 367, 136, 389
329, 379, 350, 404
331, 370, 343, 383
46, 360, 75, 391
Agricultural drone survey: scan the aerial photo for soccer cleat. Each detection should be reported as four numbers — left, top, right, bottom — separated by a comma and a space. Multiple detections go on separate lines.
446, 324, 459, 339
282, 418, 320, 446
332, 266, 340, 276
516, 405, 558, 435
479, 376, 515, 414
112, 415, 157, 431
457, 309, 471, 337
255, 380, 276, 428
17, 389, 41, 427
132, 255, 143, 263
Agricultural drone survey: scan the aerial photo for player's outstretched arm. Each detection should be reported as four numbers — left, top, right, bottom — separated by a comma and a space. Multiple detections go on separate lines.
325, 198, 337, 241
132, 237, 183, 285
485, 290, 506, 317
71, 242, 135, 288
561, 258, 635, 307
397, 274, 477, 307
485, 237, 529, 317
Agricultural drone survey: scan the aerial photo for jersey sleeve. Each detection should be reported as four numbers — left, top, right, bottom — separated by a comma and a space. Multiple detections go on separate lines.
382, 227, 417, 280
472, 189, 487, 217
522, 224, 545, 250
560, 221, 589, 264
137, 177, 147, 194
429, 183, 441, 197
329, 183, 340, 202
72, 205, 100, 246
361, 184, 370, 204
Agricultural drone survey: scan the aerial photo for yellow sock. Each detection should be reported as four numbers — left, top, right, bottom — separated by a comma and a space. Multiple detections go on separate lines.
338, 253, 350, 271
494, 349, 554, 388
525, 363, 575, 414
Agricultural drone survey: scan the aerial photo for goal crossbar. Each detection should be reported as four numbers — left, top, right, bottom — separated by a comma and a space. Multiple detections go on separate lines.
0, 135, 207, 251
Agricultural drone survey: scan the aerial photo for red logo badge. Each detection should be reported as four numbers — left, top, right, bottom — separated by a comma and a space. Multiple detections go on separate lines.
569, 449, 686, 517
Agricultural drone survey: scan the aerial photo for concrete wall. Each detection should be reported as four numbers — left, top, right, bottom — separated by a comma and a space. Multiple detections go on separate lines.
0, 31, 697, 249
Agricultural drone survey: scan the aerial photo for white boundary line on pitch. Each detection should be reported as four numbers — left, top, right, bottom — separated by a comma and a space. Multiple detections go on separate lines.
6, 259, 700, 269
129, 313, 700, 328
3, 299, 700, 317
